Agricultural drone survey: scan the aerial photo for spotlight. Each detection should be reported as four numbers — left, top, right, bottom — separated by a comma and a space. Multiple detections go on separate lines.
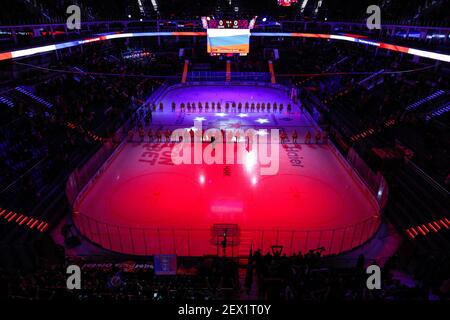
252, 176, 257, 185
128, 14, 132, 18
262, 17, 267, 22
194, 117, 206, 122
256, 118, 269, 124
244, 150, 257, 173
199, 175, 205, 184
257, 129, 269, 136
216, 113, 227, 117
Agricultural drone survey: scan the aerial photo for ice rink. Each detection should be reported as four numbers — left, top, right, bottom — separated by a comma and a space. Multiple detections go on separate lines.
73, 84, 381, 256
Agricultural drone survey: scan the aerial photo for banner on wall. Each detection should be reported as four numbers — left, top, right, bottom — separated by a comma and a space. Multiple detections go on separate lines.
154, 254, 177, 275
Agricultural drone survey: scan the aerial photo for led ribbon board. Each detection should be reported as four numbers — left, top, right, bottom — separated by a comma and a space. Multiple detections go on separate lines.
0, 31, 449, 63
251, 32, 450, 63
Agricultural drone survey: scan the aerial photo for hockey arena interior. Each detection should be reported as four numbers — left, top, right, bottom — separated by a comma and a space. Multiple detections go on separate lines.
0, 0, 449, 304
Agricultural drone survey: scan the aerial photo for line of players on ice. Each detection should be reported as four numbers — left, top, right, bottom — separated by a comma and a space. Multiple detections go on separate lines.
128, 123, 326, 145
136, 101, 294, 113
128, 101, 325, 144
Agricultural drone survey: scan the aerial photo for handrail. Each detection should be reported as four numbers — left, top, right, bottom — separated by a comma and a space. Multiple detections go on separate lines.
408, 160, 450, 196
72, 210, 380, 256
0, 156, 48, 195
74, 211, 379, 234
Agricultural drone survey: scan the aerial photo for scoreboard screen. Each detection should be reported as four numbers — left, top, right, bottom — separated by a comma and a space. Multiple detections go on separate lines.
208, 19, 249, 29
207, 28, 250, 55
203, 18, 251, 56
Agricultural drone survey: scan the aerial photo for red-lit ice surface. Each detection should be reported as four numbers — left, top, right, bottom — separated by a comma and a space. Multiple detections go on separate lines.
73, 84, 381, 256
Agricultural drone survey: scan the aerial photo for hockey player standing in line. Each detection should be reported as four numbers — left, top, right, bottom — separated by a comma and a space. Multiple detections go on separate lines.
156, 129, 162, 142
292, 130, 298, 144
165, 129, 171, 142
139, 127, 145, 142
148, 128, 153, 142
280, 130, 287, 144
315, 131, 321, 144
305, 130, 312, 144
128, 130, 134, 142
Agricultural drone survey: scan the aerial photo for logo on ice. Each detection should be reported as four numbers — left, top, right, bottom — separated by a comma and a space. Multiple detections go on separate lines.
170, 120, 280, 176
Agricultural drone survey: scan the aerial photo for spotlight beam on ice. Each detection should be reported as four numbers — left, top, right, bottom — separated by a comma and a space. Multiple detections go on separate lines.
255, 118, 270, 124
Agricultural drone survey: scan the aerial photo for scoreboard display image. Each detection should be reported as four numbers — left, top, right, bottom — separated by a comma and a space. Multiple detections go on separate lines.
208, 19, 249, 29
207, 28, 251, 55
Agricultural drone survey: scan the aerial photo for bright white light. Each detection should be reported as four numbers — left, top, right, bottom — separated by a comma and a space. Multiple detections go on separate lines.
194, 117, 206, 122
237, 113, 248, 118
138, 0, 146, 14
252, 176, 257, 185
199, 175, 205, 184
216, 113, 227, 117
301, 0, 309, 12
244, 150, 257, 173
150, 0, 158, 12
140, 18, 143, 22
257, 129, 269, 136
262, 17, 267, 22
206, 16, 211, 21
128, 14, 132, 18
255, 118, 269, 124
408, 48, 450, 63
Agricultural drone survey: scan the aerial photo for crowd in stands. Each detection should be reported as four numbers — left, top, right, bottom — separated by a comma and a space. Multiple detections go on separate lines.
1, 256, 239, 301
273, 39, 450, 188
0, 43, 176, 213
2, 246, 449, 301
246, 246, 450, 300
0, 15, 449, 302
2, 0, 447, 25
291, 40, 449, 266
337, 54, 447, 186
322, 0, 449, 24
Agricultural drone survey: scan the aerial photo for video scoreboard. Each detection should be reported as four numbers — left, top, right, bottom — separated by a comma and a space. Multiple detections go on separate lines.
207, 19, 249, 29
203, 18, 253, 56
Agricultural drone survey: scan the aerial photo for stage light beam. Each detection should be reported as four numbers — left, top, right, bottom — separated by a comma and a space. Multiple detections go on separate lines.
256, 118, 270, 124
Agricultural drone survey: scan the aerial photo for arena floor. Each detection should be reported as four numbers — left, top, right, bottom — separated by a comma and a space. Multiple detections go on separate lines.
73, 84, 381, 256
